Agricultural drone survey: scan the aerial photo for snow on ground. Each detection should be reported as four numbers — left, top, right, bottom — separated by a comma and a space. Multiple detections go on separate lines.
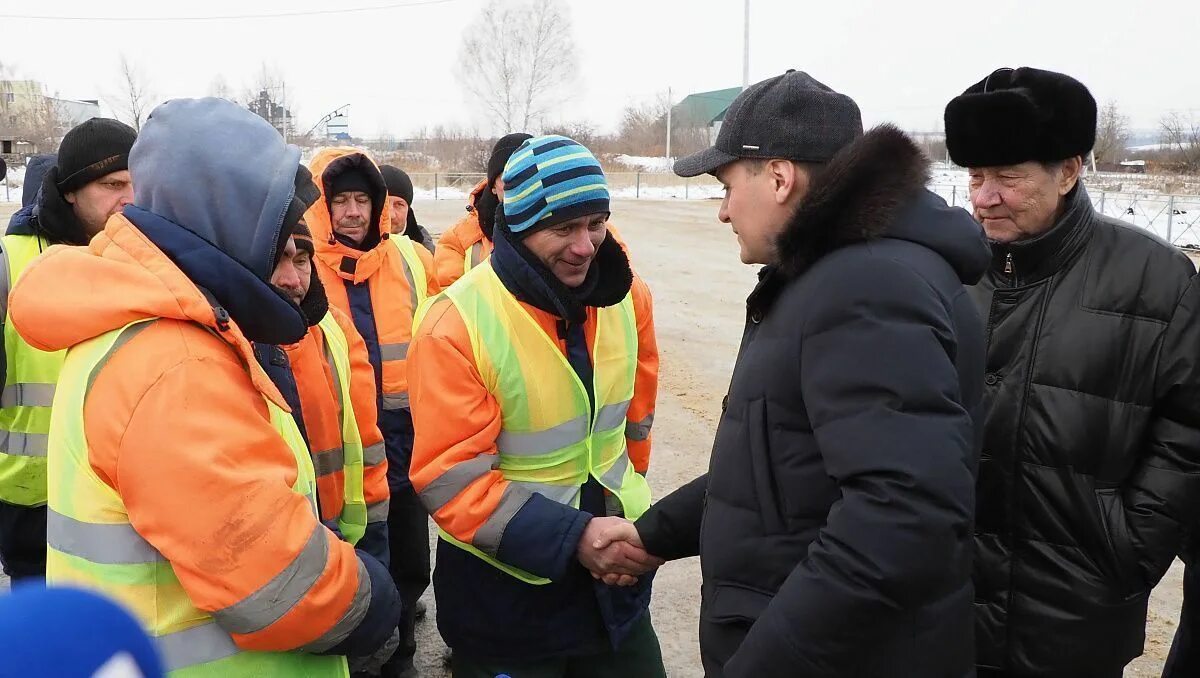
1, 165, 26, 204
612, 155, 674, 172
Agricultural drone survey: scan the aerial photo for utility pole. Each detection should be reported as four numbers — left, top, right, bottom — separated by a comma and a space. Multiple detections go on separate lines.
665, 87, 672, 165
742, 0, 750, 88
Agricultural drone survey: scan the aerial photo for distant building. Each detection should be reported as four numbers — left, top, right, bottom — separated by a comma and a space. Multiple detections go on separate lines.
326, 112, 350, 141
1, 79, 100, 163
246, 89, 295, 140
671, 87, 742, 142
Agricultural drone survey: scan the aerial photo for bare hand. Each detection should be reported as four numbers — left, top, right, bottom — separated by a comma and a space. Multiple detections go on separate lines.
577, 517, 663, 586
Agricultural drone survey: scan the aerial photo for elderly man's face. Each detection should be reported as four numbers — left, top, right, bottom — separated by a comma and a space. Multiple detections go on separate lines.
968, 158, 1083, 244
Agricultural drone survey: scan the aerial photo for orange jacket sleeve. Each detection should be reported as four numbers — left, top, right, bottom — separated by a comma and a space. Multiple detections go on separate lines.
627, 274, 659, 473
89, 349, 372, 653
434, 218, 473, 289
333, 308, 388, 521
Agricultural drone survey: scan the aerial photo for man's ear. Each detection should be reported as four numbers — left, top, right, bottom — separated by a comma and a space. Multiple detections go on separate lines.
768, 159, 807, 206
1057, 156, 1084, 196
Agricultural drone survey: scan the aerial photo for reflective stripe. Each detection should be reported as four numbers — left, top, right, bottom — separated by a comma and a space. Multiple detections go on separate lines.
157, 622, 240, 672
46, 509, 164, 565
297, 556, 373, 653
382, 392, 409, 410
510, 481, 579, 506
626, 413, 655, 442
599, 452, 630, 490
418, 453, 498, 513
0, 429, 48, 457
400, 251, 421, 320
313, 447, 345, 478
0, 241, 10, 319
469, 242, 485, 270
211, 524, 329, 635
0, 383, 55, 408
379, 342, 409, 362
496, 415, 588, 457
472, 484, 531, 555
363, 441, 386, 466
367, 499, 390, 523
595, 400, 631, 432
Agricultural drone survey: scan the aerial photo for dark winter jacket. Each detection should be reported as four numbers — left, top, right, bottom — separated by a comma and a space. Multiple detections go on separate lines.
6, 160, 91, 246
970, 182, 1200, 676
635, 125, 991, 678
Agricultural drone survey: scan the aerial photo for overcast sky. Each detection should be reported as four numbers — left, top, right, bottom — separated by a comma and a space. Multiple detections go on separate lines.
1, 0, 1195, 139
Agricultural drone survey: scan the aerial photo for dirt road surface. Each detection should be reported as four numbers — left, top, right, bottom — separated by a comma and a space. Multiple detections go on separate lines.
0, 198, 1183, 676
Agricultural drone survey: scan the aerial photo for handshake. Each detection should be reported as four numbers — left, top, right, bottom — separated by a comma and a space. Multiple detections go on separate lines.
576, 516, 665, 587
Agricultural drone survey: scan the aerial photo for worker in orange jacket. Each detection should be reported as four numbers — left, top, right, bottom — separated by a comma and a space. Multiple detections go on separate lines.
434, 133, 531, 288
258, 222, 391, 567
409, 135, 664, 676
9, 98, 401, 675
307, 148, 439, 678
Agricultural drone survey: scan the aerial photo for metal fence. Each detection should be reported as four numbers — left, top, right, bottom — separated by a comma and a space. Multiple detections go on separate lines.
407, 172, 1200, 248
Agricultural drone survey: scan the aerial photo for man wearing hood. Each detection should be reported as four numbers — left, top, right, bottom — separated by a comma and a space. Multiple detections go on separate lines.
0, 119, 136, 583
434, 132, 531, 288
597, 71, 991, 677
306, 148, 439, 678
8, 98, 401, 676
408, 135, 665, 676
943, 67, 1200, 678
380, 165, 434, 252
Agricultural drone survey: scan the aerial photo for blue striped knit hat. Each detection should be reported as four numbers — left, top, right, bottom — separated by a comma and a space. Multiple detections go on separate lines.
501, 135, 610, 235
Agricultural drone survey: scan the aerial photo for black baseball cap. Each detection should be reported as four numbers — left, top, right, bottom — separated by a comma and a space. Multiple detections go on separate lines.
674, 70, 864, 177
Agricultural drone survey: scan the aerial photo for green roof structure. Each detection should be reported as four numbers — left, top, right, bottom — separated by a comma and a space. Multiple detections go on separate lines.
672, 87, 743, 126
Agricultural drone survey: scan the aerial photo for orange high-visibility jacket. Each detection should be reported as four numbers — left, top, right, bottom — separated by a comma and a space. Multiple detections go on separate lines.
306, 149, 439, 415
408, 270, 659, 547
285, 306, 389, 531
8, 215, 373, 653
434, 179, 492, 289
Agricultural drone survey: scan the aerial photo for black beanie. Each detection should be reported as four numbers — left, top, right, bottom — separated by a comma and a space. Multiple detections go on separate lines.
328, 167, 374, 198
55, 118, 137, 194
380, 165, 414, 204
292, 222, 315, 256
487, 132, 533, 186
945, 67, 1097, 168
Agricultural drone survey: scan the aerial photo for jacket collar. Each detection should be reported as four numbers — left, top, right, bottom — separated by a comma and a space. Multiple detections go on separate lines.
490, 211, 633, 324
988, 182, 1095, 284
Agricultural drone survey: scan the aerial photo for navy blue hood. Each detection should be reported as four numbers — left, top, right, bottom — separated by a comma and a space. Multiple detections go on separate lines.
130, 97, 303, 282
21, 154, 55, 208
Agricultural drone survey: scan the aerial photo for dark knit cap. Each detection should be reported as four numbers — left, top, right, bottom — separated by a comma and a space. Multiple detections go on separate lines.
292, 221, 315, 256
55, 118, 137, 194
487, 132, 533, 185
328, 167, 374, 198
944, 67, 1097, 168
276, 165, 320, 266
380, 165, 414, 204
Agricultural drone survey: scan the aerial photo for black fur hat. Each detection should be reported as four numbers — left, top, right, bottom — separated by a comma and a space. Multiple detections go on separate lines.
944, 67, 1096, 168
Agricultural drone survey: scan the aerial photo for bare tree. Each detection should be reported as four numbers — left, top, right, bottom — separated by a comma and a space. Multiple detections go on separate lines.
456, 0, 578, 133
1159, 112, 1200, 174
209, 75, 235, 102
115, 54, 154, 132
1094, 100, 1131, 164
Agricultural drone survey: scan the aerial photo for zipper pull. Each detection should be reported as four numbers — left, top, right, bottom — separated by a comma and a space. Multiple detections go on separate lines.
1004, 253, 1014, 275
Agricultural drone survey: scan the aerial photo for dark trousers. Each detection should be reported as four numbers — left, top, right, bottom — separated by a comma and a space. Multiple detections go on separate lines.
1164, 559, 1200, 678
450, 613, 666, 678
0, 501, 46, 582
978, 668, 1123, 678
379, 484, 431, 677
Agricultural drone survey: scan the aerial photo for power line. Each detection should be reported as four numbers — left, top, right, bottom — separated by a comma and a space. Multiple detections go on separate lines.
0, 0, 455, 22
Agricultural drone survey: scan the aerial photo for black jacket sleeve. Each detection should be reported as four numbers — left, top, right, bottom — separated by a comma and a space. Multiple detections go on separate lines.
1124, 273, 1200, 587
724, 255, 976, 677
635, 473, 707, 561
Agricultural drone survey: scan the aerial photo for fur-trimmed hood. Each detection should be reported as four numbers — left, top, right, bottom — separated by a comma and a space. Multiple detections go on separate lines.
774, 124, 989, 283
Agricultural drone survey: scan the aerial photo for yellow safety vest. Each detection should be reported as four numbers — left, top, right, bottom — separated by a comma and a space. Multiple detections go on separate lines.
45, 318, 348, 677
0, 234, 65, 506
422, 261, 651, 584
316, 312, 369, 546
379, 235, 428, 411
462, 240, 487, 275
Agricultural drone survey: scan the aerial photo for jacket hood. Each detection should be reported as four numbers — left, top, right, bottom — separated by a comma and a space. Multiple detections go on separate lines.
6, 166, 90, 245
775, 124, 990, 285
21, 154, 55, 207
129, 97, 303, 281
306, 148, 390, 252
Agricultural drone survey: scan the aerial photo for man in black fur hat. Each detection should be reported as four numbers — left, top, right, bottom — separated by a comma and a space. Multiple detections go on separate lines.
946, 66, 1200, 678
593, 69, 992, 677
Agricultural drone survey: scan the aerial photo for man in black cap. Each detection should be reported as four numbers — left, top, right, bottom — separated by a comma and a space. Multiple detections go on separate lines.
593, 70, 991, 677
380, 165, 434, 252
0, 117, 136, 582
944, 67, 1200, 677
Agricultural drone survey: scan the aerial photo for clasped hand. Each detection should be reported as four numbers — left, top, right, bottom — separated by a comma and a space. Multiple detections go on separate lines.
576, 516, 664, 587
